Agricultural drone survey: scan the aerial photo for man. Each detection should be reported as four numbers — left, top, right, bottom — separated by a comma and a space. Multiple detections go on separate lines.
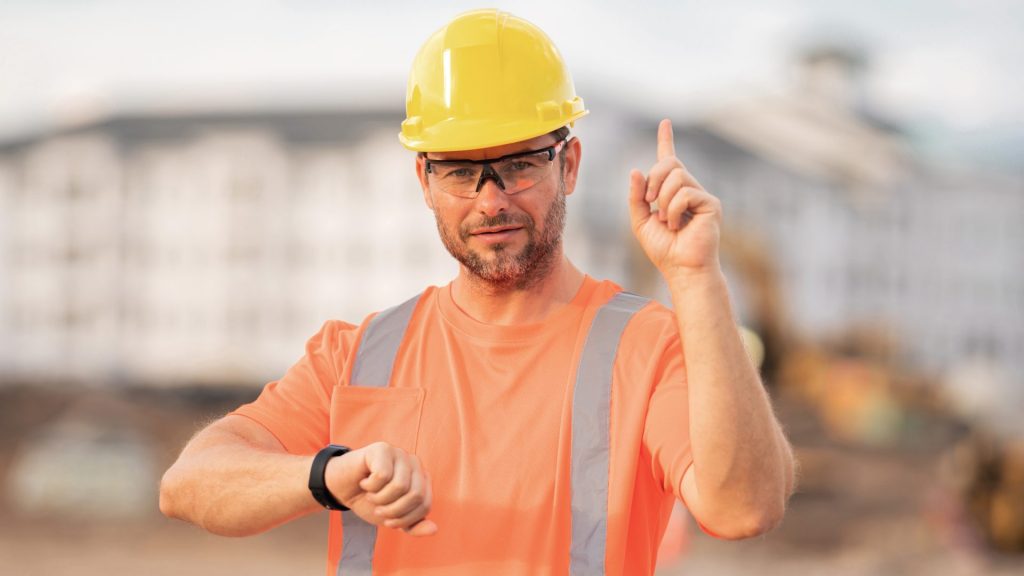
160, 9, 795, 575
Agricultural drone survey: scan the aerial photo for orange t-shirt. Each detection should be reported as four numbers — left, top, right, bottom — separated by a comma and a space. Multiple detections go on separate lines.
233, 276, 692, 575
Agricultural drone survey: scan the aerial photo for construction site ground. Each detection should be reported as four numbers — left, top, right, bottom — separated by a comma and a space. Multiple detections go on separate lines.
1, 385, 1021, 576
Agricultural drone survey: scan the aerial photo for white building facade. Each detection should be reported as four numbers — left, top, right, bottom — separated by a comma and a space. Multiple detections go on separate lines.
0, 111, 461, 385
0, 96, 1021, 399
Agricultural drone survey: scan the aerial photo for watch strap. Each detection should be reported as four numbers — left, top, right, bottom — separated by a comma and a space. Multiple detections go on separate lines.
308, 444, 351, 511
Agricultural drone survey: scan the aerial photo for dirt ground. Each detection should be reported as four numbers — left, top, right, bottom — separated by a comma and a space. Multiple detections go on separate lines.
1, 384, 1022, 575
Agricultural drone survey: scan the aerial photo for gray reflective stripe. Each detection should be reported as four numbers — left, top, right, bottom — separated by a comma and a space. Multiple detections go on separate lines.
337, 510, 376, 576
351, 293, 422, 388
570, 291, 650, 575
339, 293, 423, 575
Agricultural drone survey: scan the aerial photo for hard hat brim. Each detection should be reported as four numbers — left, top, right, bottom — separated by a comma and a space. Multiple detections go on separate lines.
399, 110, 588, 153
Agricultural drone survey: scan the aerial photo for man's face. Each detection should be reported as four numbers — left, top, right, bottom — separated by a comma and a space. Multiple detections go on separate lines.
416, 134, 581, 290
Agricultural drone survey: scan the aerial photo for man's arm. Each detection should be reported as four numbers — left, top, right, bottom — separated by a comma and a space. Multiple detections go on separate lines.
629, 119, 796, 540
671, 270, 796, 539
160, 415, 437, 537
159, 415, 321, 536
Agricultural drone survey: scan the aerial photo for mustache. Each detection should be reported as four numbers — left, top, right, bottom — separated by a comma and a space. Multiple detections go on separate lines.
460, 213, 534, 239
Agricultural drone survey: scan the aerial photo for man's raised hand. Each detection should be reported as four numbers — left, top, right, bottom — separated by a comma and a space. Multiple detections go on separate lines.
628, 119, 723, 280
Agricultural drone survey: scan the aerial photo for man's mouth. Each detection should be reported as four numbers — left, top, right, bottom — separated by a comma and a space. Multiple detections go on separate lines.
471, 225, 523, 235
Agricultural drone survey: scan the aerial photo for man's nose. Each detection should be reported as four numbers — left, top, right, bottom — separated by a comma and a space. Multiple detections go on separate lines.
474, 177, 510, 216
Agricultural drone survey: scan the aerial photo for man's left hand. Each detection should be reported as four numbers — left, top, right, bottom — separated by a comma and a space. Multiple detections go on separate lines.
628, 119, 723, 280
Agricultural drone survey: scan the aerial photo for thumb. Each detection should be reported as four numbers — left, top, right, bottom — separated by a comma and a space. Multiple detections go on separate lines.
628, 169, 652, 230
405, 519, 439, 537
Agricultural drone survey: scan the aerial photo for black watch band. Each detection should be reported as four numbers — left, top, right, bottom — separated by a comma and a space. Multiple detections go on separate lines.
308, 444, 351, 511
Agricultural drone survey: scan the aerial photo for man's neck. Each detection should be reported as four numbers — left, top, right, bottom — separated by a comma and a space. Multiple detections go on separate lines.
450, 257, 586, 326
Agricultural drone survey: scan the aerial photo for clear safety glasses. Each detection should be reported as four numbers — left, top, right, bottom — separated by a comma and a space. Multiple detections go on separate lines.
423, 139, 567, 199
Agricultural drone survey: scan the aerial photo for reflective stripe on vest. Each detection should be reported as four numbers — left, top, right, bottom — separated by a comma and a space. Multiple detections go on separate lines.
569, 291, 649, 575
339, 293, 423, 576
337, 290, 649, 575
350, 293, 422, 389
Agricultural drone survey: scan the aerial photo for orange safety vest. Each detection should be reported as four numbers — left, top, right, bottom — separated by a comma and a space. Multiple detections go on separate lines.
326, 289, 658, 575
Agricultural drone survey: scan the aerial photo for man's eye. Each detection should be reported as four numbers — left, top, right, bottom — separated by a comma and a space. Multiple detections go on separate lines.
436, 166, 475, 179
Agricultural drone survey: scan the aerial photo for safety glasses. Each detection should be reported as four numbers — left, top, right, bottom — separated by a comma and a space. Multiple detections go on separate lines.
423, 139, 567, 199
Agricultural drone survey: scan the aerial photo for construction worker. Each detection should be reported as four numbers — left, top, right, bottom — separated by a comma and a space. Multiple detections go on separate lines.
159, 9, 796, 575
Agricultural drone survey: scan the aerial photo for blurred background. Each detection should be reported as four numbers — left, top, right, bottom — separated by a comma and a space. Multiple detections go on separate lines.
1, 1, 1022, 574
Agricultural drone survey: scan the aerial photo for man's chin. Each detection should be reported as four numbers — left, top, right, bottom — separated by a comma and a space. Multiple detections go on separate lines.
483, 242, 510, 253
463, 254, 527, 283
468, 243, 521, 261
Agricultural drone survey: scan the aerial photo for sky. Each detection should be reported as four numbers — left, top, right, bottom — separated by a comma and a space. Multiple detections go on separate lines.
1, 0, 1022, 168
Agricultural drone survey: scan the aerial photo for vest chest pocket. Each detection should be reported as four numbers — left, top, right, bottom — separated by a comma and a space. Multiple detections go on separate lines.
329, 386, 425, 454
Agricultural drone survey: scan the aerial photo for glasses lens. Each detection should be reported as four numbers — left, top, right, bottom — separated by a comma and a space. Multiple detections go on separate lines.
429, 163, 485, 198
494, 151, 556, 194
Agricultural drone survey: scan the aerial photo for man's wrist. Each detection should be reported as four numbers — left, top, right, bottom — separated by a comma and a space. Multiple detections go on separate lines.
664, 265, 727, 293
308, 444, 351, 511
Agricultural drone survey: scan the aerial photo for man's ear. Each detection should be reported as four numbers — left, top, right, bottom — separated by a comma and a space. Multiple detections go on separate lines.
415, 154, 435, 210
562, 137, 582, 197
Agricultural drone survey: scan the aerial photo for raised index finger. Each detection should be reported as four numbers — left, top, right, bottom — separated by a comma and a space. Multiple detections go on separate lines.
657, 118, 676, 162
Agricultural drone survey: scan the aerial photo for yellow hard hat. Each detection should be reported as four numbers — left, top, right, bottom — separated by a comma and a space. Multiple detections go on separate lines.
400, 9, 588, 152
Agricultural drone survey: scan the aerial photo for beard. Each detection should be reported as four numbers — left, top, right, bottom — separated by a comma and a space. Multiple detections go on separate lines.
434, 186, 567, 291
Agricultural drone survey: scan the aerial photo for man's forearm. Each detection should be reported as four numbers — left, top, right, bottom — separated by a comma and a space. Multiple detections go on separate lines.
668, 269, 794, 531
159, 419, 320, 536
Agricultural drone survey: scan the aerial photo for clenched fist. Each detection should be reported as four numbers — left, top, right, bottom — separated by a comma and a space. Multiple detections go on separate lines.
325, 442, 437, 536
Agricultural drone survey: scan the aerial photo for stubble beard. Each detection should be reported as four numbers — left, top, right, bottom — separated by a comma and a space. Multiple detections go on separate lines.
434, 186, 567, 292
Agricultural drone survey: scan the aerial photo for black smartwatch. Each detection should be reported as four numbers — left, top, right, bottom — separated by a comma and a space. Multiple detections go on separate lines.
308, 444, 351, 511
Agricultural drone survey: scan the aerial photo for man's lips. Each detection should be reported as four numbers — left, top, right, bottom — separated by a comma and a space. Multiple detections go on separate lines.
471, 225, 523, 235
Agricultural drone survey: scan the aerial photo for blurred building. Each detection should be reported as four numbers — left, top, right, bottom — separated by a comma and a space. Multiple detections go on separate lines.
574, 47, 1023, 425
0, 48, 1021, 404
0, 111, 460, 385
658, 48, 1023, 405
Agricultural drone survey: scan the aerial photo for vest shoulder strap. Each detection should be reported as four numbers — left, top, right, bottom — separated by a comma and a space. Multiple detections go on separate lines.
350, 292, 423, 388
570, 291, 650, 575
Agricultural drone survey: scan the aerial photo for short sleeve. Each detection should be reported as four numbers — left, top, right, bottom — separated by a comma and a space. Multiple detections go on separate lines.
231, 320, 358, 455
640, 317, 692, 502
